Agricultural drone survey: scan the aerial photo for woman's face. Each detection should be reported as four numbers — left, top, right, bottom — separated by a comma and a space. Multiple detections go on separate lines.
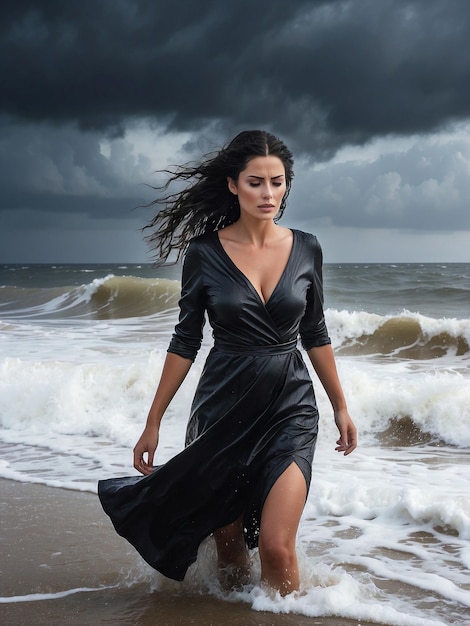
227, 155, 287, 222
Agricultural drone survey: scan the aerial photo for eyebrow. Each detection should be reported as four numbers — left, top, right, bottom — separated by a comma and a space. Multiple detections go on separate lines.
246, 174, 285, 180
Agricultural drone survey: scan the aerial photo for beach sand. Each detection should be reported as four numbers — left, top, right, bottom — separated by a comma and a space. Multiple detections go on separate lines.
1, 479, 371, 626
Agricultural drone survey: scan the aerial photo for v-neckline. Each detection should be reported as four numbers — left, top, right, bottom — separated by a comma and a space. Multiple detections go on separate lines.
214, 229, 296, 307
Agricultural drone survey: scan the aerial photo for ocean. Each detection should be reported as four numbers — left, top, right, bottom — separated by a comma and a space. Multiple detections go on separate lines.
0, 261, 469, 625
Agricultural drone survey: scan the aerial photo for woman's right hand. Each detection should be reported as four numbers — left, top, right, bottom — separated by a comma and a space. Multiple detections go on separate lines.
132, 354, 193, 475
133, 425, 159, 475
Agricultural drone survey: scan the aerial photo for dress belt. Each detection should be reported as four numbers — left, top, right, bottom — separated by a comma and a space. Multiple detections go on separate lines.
213, 339, 298, 356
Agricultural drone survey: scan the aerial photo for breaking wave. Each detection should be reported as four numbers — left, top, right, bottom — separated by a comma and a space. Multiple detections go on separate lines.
1, 276, 469, 362
328, 310, 470, 360
0, 275, 181, 320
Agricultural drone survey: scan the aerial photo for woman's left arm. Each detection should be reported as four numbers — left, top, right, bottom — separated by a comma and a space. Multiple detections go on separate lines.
307, 344, 357, 455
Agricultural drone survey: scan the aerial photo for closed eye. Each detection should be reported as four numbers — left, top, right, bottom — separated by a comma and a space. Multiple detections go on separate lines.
248, 180, 284, 187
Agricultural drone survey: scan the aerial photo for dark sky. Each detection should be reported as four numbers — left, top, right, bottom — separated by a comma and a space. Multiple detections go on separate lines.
1, 0, 470, 262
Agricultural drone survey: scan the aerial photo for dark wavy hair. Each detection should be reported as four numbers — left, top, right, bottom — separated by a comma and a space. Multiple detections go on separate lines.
143, 130, 294, 264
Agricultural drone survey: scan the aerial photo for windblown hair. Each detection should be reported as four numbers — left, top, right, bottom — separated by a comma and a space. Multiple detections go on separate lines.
143, 130, 294, 264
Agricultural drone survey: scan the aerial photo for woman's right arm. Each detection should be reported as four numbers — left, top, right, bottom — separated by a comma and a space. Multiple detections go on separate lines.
133, 352, 193, 475
134, 240, 206, 475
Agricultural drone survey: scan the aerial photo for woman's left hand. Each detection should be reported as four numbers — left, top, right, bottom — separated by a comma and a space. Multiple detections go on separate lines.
334, 408, 357, 455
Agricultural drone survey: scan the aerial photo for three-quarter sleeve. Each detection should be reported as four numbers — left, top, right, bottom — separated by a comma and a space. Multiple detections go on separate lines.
167, 242, 206, 361
299, 236, 331, 351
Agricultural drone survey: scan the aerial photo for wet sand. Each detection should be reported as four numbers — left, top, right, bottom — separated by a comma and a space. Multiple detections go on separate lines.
0, 479, 371, 626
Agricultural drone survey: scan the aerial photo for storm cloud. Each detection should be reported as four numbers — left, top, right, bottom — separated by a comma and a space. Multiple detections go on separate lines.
291, 135, 470, 230
1, 0, 470, 261
3, 0, 470, 151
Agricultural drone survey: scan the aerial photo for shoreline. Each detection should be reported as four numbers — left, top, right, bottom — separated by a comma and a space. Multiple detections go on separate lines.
0, 478, 371, 626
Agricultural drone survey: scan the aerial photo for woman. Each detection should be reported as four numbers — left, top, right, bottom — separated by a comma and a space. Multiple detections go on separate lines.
98, 130, 356, 596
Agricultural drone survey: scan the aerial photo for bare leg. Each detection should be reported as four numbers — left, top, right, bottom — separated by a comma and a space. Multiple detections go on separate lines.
258, 462, 307, 596
213, 515, 251, 590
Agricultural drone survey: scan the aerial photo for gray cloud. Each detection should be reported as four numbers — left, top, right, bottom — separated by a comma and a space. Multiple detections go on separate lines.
290, 134, 470, 231
1, 0, 470, 262
2, 0, 470, 155
0, 120, 152, 216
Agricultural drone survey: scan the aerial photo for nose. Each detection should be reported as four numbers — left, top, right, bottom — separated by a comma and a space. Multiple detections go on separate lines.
262, 184, 273, 199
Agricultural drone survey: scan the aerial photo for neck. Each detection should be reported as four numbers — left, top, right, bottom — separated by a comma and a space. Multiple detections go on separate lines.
230, 217, 280, 246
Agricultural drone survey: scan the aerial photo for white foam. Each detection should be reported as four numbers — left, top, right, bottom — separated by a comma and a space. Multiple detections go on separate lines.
0, 585, 118, 604
309, 358, 470, 448
1, 298, 469, 624
81, 274, 116, 302
129, 540, 453, 626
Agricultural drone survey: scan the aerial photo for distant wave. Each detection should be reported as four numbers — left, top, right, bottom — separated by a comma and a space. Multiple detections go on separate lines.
1, 276, 469, 359
328, 310, 470, 359
0, 275, 181, 320
81, 275, 181, 318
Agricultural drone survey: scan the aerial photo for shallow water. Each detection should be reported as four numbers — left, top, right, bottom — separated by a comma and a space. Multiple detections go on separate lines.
0, 262, 469, 625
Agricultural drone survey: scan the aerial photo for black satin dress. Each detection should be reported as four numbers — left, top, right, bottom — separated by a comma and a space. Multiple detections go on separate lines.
98, 229, 331, 581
